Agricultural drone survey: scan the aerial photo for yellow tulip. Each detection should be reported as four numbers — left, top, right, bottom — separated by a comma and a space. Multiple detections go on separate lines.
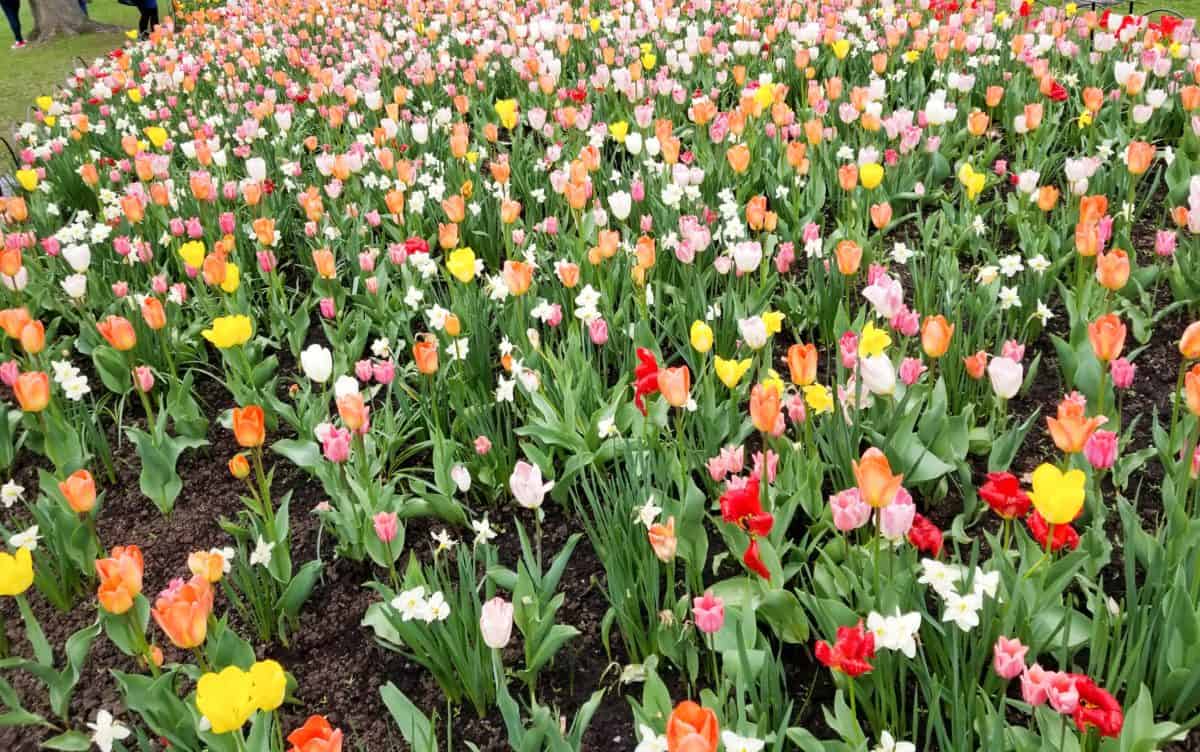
35, 96, 53, 113
753, 82, 775, 111
831, 39, 851, 59
446, 247, 477, 283
196, 666, 256, 734
249, 660, 286, 712
608, 121, 629, 143
144, 126, 168, 148
714, 356, 752, 389
641, 52, 657, 70
179, 241, 206, 269
860, 163, 884, 190
494, 99, 518, 130
220, 263, 240, 294
127, 89, 142, 104
1029, 463, 1085, 525
689, 321, 713, 353
0, 547, 34, 596
202, 315, 253, 349
803, 384, 833, 414
958, 164, 986, 200
858, 322, 892, 358
762, 370, 785, 397
15, 170, 38, 192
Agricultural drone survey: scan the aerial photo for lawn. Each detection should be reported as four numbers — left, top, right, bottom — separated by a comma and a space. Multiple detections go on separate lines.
0, 2, 145, 171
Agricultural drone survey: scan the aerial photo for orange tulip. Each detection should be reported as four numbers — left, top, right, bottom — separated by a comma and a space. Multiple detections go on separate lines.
787, 343, 818, 386
726, 144, 750, 174
442, 194, 466, 223
141, 297, 167, 330
967, 110, 989, 136
745, 195, 768, 231
921, 315, 955, 359
837, 163, 859, 191
834, 240, 862, 275
1074, 222, 1100, 257
1095, 249, 1130, 291
0, 307, 31, 339
337, 393, 368, 432
502, 260, 533, 296
59, 469, 97, 513
1047, 398, 1105, 454
14, 371, 50, 412
1079, 195, 1108, 225
852, 447, 904, 508
1183, 85, 1200, 112
312, 248, 337, 279
1181, 321, 1200, 360
187, 550, 227, 583
151, 575, 213, 649
438, 222, 460, 250
228, 453, 251, 479
1187, 364, 1200, 416
19, 321, 44, 354
963, 351, 988, 380
95, 545, 144, 614
1088, 314, 1126, 363
1127, 141, 1154, 175
556, 262, 580, 288
657, 366, 691, 408
750, 383, 782, 433
869, 202, 892, 230
1036, 185, 1059, 212
97, 315, 137, 351
985, 85, 1004, 108
1083, 86, 1104, 113
647, 516, 677, 562
231, 405, 265, 448
666, 701, 719, 752
0, 247, 22, 277
500, 199, 521, 225
413, 338, 439, 375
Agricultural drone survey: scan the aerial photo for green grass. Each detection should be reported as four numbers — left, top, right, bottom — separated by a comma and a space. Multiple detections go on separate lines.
0, 2, 145, 170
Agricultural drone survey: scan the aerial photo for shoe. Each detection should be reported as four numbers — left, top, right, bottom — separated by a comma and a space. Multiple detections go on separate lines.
11, 41, 26, 49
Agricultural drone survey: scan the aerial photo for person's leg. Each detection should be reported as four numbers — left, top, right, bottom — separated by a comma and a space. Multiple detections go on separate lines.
77, 0, 87, 16
146, 0, 158, 30
137, 6, 149, 36
1, 0, 23, 45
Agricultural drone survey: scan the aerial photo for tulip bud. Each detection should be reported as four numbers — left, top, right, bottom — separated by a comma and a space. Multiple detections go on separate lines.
480, 597, 514, 649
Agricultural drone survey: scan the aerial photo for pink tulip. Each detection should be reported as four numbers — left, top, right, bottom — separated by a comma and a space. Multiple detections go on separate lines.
992, 636, 1028, 679
1047, 673, 1080, 714
588, 317, 608, 345
373, 511, 398, 543
829, 488, 871, 532
1084, 430, 1118, 470
480, 597, 514, 648
474, 436, 492, 455
899, 357, 926, 385
1110, 358, 1136, 389
133, 366, 155, 394
692, 591, 725, 634
1021, 664, 1053, 706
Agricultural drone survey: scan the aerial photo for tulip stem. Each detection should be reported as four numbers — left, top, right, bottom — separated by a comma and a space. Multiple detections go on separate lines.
1170, 361, 1187, 448
0, 611, 8, 659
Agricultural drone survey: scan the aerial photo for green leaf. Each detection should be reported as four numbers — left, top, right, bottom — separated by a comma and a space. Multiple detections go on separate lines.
91, 345, 131, 394
126, 427, 208, 515
39, 730, 91, 750
381, 682, 438, 752
277, 560, 322, 617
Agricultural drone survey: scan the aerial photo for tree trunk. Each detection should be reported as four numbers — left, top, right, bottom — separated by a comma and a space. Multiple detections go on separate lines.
27, 0, 122, 42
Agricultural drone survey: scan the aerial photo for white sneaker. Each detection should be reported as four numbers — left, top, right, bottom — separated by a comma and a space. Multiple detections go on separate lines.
11, 41, 26, 49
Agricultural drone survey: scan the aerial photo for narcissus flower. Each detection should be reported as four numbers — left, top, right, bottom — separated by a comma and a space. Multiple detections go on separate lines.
858, 322, 891, 357
1028, 463, 1085, 525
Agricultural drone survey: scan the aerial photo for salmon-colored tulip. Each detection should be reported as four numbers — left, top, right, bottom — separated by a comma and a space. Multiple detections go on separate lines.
750, 383, 782, 433
95, 545, 144, 614
837, 163, 859, 191
0, 307, 31, 339
835, 240, 862, 275
188, 550, 227, 583
869, 202, 892, 230
1074, 222, 1100, 257
852, 447, 904, 508
787, 343, 818, 386
97, 315, 137, 351
502, 260, 533, 296
312, 248, 337, 279
1095, 249, 1130, 291
19, 321, 44, 354
1181, 322, 1200, 360
921, 316, 955, 359
14, 371, 50, 412
1088, 314, 1126, 363
658, 367, 691, 408
1079, 195, 1108, 225
666, 701, 719, 752
963, 351, 988, 380
1047, 398, 1105, 454
1036, 185, 1059, 212
59, 469, 97, 513
726, 144, 750, 174
1187, 364, 1200, 417
1126, 141, 1154, 175
337, 393, 368, 432
647, 517, 677, 562
231, 405, 265, 448
151, 575, 213, 649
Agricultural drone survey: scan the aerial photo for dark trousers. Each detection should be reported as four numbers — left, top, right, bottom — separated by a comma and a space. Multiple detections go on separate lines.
138, 2, 158, 36
1, 0, 21, 44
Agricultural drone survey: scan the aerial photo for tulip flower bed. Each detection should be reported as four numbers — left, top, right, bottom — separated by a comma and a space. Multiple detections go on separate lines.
5, 0, 1200, 750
